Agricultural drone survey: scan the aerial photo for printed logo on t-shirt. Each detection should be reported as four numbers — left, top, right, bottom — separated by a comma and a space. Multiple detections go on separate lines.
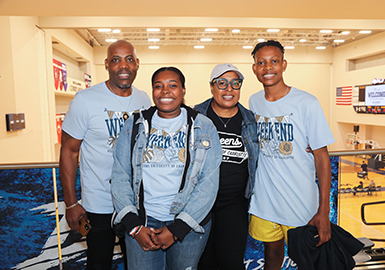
218, 131, 248, 164
255, 113, 294, 159
105, 109, 136, 150
143, 126, 187, 167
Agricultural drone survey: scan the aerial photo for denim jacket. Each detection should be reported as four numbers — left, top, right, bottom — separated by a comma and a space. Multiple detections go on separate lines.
111, 105, 222, 238
194, 98, 259, 199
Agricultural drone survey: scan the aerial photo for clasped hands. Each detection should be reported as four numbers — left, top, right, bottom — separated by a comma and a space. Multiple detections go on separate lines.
135, 226, 177, 251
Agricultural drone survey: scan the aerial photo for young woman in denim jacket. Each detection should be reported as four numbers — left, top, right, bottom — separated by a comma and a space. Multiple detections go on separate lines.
194, 63, 259, 270
111, 67, 222, 270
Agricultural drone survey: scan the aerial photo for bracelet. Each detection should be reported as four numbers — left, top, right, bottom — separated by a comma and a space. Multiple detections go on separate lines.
129, 226, 139, 237
65, 202, 79, 210
133, 225, 143, 239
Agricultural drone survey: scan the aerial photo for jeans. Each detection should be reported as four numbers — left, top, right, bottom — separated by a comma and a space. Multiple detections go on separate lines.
86, 212, 127, 270
125, 216, 211, 270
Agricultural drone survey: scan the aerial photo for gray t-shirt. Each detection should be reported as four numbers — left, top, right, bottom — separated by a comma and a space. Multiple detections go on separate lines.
62, 82, 151, 213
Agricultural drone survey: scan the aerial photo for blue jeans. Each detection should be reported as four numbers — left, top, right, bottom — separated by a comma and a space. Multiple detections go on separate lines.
125, 216, 211, 270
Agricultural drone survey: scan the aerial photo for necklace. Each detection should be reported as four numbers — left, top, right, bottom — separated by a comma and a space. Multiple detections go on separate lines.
106, 81, 132, 120
217, 115, 232, 128
215, 107, 237, 128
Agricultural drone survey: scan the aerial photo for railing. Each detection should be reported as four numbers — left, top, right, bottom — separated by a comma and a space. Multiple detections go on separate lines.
1, 148, 385, 270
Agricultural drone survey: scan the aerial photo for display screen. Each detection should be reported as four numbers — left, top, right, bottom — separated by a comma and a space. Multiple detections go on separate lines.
365, 84, 385, 106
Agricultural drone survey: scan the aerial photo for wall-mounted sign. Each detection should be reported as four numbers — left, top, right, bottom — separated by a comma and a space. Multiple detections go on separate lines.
352, 83, 385, 114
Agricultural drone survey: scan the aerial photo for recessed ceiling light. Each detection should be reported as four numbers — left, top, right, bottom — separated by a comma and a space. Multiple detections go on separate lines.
200, 38, 212, 41
243, 46, 253, 49
112, 29, 121, 33
267, 29, 280, 32
334, 39, 345, 43
105, 39, 118, 42
205, 28, 218, 32
285, 46, 295, 49
194, 45, 205, 49
316, 46, 326, 50
147, 28, 160, 32
149, 46, 159, 49
98, 29, 111, 32
232, 29, 240, 33
257, 39, 265, 42
359, 30, 372, 34
148, 38, 160, 42
341, 31, 350, 35
320, 30, 332, 33
299, 39, 306, 42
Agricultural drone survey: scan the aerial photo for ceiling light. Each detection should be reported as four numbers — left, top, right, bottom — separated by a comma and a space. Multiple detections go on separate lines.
232, 29, 240, 33
200, 38, 212, 41
299, 39, 306, 42
149, 46, 159, 49
257, 39, 265, 42
148, 38, 160, 42
194, 45, 205, 49
359, 30, 372, 34
334, 39, 345, 43
267, 29, 280, 32
320, 30, 332, 33
112, 29, 121, 33
243, 46, 253, 49
98, 29, 111, 32
341, 31, 350, 35
147, 28, 160, 32
205, 28, 218, 32
316, 46, 326, 50
105, 39, 118, 42
285, 46, 295, 49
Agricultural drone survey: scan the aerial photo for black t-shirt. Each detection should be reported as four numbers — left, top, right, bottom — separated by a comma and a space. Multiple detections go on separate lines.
361, 163, 368, 172
207, 104, 249, 211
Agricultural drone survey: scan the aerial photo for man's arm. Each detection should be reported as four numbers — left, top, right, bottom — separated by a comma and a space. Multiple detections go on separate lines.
307, 146, 331, 247
59, 131, 86, 232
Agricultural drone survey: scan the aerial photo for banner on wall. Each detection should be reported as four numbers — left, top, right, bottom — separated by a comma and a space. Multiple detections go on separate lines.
53, 59, 67, 92
55, 114, 65, 144
85, 73, 92, 88
0, 157, 339, 269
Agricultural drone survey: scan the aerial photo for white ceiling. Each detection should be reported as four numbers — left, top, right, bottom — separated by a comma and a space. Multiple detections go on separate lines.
81, 27, 381, 48
2, 0, 385, 49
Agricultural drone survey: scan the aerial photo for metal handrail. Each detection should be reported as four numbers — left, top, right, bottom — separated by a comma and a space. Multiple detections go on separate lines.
329, 148, 385, 157
0, 148, 385, 170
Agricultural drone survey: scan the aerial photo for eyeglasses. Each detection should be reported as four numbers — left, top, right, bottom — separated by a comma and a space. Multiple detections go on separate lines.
212, 78, 243, 90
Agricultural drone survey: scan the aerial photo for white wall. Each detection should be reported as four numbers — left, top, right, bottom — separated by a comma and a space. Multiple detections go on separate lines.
331, 32, 385, 150
0, 17, 94, 163
2, 16, 385, 163
93, 45, 332, 118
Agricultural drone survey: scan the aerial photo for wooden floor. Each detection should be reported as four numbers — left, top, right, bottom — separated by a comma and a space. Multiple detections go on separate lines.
339, 155, 385, 248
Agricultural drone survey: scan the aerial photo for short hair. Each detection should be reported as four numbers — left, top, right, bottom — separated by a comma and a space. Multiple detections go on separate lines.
251, 40, 285, 58
151, 66, 186, 89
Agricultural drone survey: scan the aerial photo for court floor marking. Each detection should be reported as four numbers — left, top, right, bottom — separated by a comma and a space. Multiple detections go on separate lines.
340, 210, 385, 237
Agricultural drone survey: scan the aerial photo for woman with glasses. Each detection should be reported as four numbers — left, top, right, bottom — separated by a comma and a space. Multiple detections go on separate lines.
195, 63, 259, 269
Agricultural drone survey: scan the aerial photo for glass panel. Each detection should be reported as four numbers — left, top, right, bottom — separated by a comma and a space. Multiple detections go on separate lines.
338, 154, 385, 248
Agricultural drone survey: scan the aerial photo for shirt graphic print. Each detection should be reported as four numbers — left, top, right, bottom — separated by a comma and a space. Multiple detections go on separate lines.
256, 113, 294, 159
218, 131, 248, 164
